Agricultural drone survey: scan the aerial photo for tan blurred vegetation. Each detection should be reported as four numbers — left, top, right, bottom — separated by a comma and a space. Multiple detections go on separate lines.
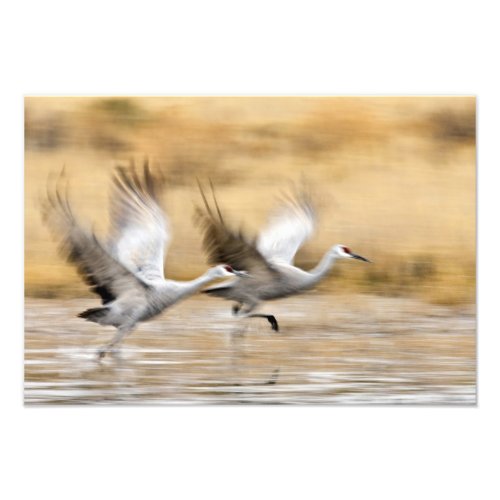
24, 96, 475, 305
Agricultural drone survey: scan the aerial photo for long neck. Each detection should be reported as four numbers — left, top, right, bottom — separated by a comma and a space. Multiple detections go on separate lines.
307, 249, 338, 285
155, 270, 220, 311
176, 269, 218, 296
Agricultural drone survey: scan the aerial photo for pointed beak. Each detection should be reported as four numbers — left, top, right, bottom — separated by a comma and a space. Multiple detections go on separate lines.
351, 253, 370, 263
233, 269, 251, 277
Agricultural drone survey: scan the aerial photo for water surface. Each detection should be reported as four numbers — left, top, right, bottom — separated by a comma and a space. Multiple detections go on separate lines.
24, 294, 476, 405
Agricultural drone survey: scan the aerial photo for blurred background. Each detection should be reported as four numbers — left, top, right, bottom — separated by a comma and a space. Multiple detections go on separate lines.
25, 96, 475, 305
24, 96, 476, 404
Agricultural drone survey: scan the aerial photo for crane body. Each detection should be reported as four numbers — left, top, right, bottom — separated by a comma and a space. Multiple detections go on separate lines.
43, 164, 243, 358
196, 184, 370, 331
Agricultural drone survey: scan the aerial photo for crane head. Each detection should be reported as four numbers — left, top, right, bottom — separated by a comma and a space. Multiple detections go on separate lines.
212, 264, 251, 278
333, 244, 371, 262
224, 264, 250, 277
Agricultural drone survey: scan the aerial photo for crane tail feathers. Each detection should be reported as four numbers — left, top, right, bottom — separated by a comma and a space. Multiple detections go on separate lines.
78, 307, 109, 323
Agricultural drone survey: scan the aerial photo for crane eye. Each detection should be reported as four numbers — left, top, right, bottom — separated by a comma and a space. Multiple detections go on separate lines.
224, 265, 233, 273
342, 246, 351, 254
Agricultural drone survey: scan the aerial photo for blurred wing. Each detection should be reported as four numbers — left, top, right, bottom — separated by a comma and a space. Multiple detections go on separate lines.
42, 175, 150, 305
257, 191, 316, 265
109, 162, 170, 282
195, 183, 279, 281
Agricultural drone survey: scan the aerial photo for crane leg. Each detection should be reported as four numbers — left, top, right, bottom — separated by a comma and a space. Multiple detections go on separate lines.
247, 314, 279, 332
97, 325, 134, 359
234, 303, 279, 332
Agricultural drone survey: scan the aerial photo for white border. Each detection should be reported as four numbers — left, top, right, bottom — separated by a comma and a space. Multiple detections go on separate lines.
4, 1, 499, 499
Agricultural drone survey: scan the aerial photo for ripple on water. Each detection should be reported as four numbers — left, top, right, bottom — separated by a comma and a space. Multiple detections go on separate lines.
24, 296, 476, 405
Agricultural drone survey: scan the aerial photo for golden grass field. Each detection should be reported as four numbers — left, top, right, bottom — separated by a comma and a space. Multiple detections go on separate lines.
24, 96, 475, 305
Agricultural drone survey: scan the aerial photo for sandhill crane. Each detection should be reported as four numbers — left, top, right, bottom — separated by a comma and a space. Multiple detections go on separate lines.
195, 184, 370, 332
42, 163, 246, 358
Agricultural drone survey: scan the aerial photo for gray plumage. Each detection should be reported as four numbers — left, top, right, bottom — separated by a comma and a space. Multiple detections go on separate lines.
42, 163, 241, 358
195, 183, 370, 331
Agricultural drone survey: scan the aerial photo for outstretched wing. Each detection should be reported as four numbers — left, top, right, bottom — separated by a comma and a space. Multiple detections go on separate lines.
42, 173, 150, 305
109, 161, 170, 282
257, 190, 316, 265
195, 182, 278, 281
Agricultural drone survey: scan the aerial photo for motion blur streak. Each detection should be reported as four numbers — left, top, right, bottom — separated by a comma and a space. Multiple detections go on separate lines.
24, 96, 476, 405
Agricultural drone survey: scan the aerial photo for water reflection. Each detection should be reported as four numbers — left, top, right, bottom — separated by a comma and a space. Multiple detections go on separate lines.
24, 295, 475, 405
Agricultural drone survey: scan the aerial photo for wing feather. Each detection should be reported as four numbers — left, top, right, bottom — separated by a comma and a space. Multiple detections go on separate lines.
195, 182, 278, 281
109, 161, 170, 282
257, 189, 316, 265
42, 173, 150, 304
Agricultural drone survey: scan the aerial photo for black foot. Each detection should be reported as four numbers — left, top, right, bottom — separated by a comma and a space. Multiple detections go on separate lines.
267, 315, 279, 332
248, 313, 279, 332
